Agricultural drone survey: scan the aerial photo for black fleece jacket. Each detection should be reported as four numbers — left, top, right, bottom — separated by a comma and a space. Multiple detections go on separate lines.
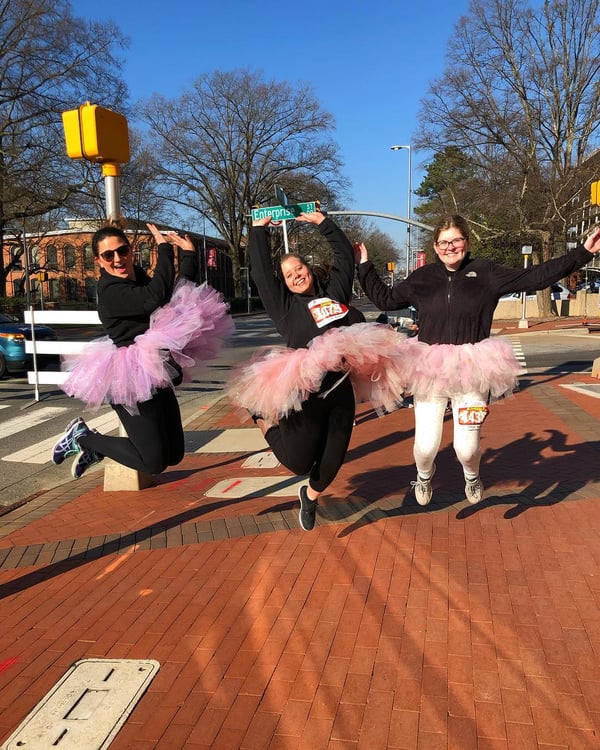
357, 244, 594, 346
97, 243, 197, 347
249, 217, 356, 349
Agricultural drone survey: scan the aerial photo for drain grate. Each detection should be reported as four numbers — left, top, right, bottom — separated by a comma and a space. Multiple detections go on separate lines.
1, 658, 159, 749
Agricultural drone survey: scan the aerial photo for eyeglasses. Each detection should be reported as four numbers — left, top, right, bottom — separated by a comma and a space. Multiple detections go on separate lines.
435, 237, 466, 251
98, 245, 131, 262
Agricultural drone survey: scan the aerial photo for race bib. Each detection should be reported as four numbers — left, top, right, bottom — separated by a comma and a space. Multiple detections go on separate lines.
457, 405, 490, 426
307, 297, 349, 328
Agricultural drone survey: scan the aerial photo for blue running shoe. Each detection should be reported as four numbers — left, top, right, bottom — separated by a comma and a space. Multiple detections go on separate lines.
71, 448, 103, 479
51, 417, 90, 465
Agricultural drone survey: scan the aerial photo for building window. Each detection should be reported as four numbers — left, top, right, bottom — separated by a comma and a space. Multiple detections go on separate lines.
67, 277, 78, 301
46, 244, 58, 268
83, 244, 95, 270
64, 244, 76, 269
13, 278, 24, 297
49, 279, 60, 301
30, 245, 40, 269
10, 244, 22, 270
138, 241, 151, 269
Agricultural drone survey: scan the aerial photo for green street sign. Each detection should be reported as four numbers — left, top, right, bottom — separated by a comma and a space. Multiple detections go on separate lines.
251, 202, 317, 222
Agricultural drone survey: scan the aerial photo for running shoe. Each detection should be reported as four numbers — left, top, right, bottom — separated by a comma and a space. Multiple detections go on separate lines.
298, 485, 318, 531
51, 417, 90, 465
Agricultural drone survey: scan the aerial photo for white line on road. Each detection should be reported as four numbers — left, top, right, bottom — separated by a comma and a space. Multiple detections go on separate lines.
2, 411, 120, 464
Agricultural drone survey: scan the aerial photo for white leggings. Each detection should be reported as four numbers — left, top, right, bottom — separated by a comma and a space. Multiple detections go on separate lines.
413, 392, 488, 480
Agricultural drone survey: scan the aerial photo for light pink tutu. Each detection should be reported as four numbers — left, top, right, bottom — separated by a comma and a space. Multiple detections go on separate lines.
228, 327, 521, 421
228, 322, 410, 421
62, 280, 234, 410
400, 336, 521, 401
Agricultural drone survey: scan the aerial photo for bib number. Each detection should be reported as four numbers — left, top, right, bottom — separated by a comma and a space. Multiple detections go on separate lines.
457, 405, 489, 426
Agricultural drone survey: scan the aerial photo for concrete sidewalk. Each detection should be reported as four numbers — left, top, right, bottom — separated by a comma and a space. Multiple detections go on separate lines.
1, 359, 600, 747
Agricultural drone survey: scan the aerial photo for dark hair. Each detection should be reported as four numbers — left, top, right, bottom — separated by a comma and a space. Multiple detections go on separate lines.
91, 225, 130, 257
277, 253, 332, 287
432, 215, 471, 245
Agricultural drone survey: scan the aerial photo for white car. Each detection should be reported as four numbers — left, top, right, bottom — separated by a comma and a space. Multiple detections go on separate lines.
498, 283, 573, 302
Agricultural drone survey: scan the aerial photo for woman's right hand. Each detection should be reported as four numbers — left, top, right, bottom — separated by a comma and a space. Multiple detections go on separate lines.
252, 216, 273, 227
353, 242, 369, 264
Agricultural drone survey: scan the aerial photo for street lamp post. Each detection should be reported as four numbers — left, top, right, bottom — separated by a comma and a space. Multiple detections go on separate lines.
391, 144, 412, 276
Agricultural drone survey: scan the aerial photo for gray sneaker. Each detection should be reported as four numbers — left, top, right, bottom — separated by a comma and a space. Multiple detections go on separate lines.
411, 464, 436, 506
465, 476, 484, 504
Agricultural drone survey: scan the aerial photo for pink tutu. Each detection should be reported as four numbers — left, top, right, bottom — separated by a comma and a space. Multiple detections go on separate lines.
228, 326, 521, 421
62, 280, 234, 410
400, 337, 521, 401
228, 322, 410, 421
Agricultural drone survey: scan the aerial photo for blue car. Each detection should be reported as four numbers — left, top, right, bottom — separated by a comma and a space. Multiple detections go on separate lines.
0, 312, 58, 378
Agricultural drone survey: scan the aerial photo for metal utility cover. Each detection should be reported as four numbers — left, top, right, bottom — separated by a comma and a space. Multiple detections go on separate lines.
2, 658, 159, 749
242, 451, 280, 468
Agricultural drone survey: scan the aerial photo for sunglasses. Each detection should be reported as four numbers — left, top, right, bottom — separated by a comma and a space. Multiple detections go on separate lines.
99, 244, 131, 262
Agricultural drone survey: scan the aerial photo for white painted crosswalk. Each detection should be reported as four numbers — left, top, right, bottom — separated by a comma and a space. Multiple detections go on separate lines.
2, 411, 120, 464
506, 336, 528, 374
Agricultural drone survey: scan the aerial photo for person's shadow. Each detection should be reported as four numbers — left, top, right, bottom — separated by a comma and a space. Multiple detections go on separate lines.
457, 428, 600, 520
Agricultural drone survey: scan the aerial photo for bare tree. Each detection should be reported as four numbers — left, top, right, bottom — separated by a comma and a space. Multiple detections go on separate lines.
0, 0, 129, 296
417, 0, 600, 312
139, 69, 346, 297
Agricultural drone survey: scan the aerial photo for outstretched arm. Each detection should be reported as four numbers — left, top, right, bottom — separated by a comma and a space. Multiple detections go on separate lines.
355, 241, 414, 311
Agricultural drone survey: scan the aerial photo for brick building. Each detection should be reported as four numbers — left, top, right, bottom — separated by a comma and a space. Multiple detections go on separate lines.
2, 220, 234, 311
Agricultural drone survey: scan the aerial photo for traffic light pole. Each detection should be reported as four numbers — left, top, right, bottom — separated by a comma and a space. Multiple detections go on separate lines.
103, 163, 122, 223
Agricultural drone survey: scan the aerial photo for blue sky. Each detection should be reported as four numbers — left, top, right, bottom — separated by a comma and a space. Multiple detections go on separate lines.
72, 0, 472, 252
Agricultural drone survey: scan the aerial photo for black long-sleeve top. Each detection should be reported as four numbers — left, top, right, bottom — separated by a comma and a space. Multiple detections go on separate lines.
97, 243, 197, 348
358, 244, 594, 345
249, 217, 356, 349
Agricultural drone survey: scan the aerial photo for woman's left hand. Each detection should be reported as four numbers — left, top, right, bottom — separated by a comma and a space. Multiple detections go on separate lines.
584, 225, 600, 254
164, 230, 195, 252
295, 211, 325, 225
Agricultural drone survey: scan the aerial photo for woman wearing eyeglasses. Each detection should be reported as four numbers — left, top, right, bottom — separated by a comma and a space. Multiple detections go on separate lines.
52, 222, 233, 479
355, 214, 600, 507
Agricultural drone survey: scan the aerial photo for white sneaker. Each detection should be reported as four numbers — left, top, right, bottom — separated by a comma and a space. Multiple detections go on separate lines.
465, 476, 484, 504
411, 464, 436, 506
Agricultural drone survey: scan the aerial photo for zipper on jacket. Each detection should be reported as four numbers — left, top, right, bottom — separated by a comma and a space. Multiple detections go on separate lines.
446, 272, 454, 306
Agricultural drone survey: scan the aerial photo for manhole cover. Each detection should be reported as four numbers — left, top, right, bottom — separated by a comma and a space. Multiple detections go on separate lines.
2, 658, 159, 749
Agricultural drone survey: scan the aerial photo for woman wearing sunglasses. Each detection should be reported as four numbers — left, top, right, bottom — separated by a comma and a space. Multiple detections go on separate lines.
51, 222, 233, 479
355, 215, 600, 507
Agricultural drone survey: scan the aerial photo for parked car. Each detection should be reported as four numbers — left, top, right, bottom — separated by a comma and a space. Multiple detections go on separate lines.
498, 283, 573, 302
0, 313, 58, 378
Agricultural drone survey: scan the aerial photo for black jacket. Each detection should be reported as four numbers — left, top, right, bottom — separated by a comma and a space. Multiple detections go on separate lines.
358, 244, 594, 346
97, 243, 197, 347
249, 217, 356, 349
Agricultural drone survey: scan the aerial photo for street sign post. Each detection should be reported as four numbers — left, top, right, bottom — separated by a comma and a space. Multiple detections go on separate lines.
519, 245, 533, 329
251, 202, 318, 222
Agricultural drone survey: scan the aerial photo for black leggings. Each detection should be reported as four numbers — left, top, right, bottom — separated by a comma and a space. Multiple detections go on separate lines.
80, 387, 185, 474
264, 373, 355, 493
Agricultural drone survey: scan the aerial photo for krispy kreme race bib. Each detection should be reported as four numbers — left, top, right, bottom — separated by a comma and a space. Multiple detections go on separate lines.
307, 298, 349, 328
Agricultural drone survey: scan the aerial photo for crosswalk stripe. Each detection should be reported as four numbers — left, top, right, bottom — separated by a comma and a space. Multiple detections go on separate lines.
2, 412, 120, 464
0, 406, 69, 441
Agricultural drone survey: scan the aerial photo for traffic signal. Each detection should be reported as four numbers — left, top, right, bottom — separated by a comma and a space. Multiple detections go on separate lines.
62, 102, 130, 164
591, 180, 600, 206
387, 262, 395, 272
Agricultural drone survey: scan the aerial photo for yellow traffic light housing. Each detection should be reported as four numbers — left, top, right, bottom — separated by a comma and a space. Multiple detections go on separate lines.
591, 180, 600, 206
62, 102, 130, 165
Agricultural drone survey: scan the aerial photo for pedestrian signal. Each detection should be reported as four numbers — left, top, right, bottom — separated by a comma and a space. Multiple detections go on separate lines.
62, 102, 130, 164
